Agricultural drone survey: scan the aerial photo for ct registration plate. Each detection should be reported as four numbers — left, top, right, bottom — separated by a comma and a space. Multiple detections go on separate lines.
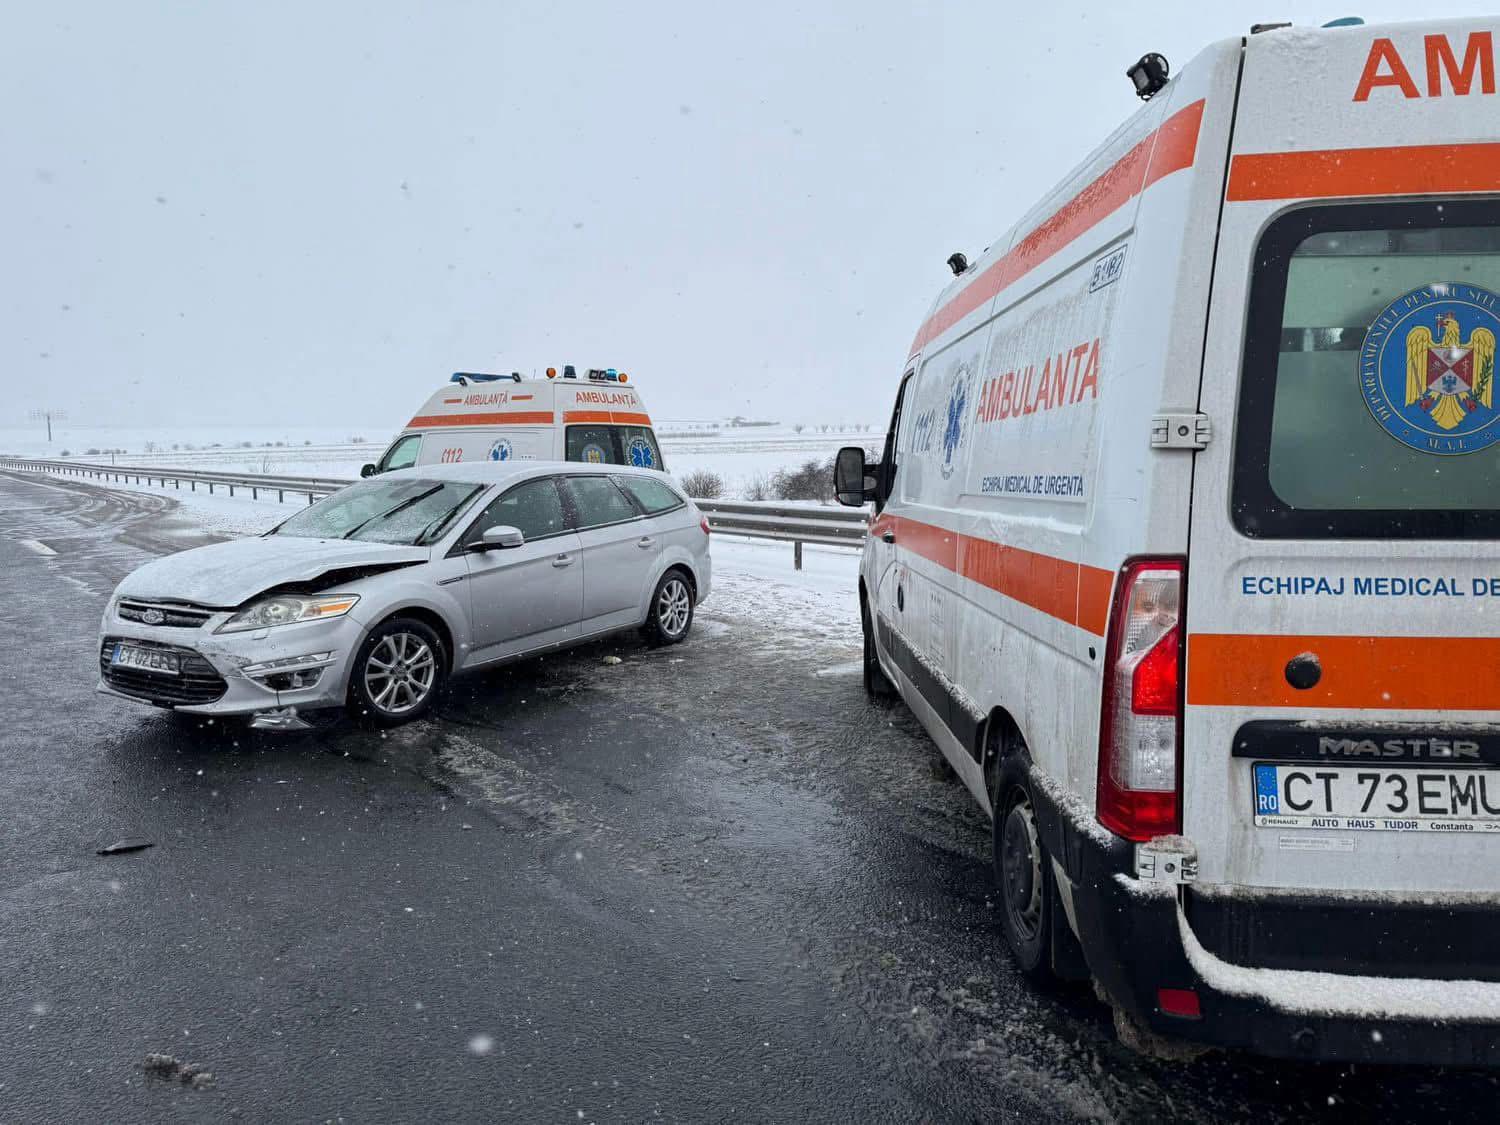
1253, 762, 1500, 833
111, 643, 180, 676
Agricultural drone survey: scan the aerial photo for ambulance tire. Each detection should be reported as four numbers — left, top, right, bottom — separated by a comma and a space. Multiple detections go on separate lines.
996, 781, 1056, 981
861, 596, 895, 699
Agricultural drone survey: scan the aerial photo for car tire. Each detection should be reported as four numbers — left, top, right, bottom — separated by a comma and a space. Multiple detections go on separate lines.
642, 569, 694, 646
861, 596, 895, 698
346, 617, 447, 726
995, 782, 1055, 980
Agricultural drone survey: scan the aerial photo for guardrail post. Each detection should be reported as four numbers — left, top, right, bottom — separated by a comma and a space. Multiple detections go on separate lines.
278, 489, 285, 502
794, 541, 803, 571
252, 486, 258, 500
208, 482, 214, 494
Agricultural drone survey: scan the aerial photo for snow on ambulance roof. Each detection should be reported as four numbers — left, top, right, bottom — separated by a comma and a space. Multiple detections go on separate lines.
405, 374, 651, 431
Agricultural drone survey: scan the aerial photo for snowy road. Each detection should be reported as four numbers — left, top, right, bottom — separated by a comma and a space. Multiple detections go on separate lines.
2, 469, 1499, 1122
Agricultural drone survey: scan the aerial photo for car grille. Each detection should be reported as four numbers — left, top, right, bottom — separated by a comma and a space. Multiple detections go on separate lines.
99, 637, 228, 705
117, 599, 215, 628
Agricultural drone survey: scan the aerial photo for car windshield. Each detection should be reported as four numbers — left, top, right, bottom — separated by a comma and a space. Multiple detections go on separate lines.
271, 478, 484, 545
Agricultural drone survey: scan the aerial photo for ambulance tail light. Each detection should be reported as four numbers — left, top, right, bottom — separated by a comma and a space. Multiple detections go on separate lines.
1097, 558, 1184, 843
699, 515, 711, 536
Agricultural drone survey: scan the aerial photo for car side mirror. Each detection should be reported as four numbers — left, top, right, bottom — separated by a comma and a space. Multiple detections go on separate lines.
473, 524, 525, 551
834, 446, 877, 507
360, 463, 377, 478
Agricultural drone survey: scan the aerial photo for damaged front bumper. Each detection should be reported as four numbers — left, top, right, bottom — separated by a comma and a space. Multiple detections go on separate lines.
96, 601, 367, 721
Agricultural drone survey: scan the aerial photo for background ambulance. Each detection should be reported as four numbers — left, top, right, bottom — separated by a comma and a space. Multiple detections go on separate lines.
837, 17, 1500, 1063
363, 369, 665, 476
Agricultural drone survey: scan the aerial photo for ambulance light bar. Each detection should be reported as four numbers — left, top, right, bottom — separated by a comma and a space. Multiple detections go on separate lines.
450, 372, 508, 385
586, 368, 629, 383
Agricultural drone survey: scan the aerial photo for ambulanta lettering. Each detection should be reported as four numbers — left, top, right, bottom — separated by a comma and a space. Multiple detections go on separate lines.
461, 392, 510, 406
975, 338, 1100, 424
1352, 32, 1497, 100
575, 391, 636, 406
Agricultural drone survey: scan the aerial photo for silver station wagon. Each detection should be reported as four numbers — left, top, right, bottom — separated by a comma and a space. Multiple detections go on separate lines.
97, 462, 712, 728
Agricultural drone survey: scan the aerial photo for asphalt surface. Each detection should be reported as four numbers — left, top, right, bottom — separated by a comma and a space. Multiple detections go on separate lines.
2, 468, 1500, 1123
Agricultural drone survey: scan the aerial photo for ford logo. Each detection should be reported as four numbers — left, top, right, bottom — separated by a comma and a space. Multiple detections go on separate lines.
141, 608, 165, 626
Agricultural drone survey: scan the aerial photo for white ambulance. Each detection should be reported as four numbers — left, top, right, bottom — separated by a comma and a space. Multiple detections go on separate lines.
363, 368, 665, 476
837, 17, 1500, 1063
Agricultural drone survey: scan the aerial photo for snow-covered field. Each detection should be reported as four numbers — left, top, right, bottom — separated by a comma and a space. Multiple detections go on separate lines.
0, 422, 881, 500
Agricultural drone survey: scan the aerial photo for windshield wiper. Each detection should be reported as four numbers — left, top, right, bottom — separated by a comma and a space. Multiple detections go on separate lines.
341, 485, 444, 541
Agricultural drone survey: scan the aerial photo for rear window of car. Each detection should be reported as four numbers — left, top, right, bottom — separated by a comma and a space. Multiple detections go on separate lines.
562, 475, 639, 528
616, 475, 684, 515
1233, 200, 1500, 538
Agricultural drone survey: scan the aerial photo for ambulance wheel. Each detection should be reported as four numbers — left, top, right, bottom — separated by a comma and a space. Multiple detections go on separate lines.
861, 596, 895, 698
996, 783, 1054, 980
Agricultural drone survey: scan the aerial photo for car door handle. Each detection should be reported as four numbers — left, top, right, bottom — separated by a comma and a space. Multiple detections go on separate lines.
637, 536, 656, 549
552, 554, 574, 568
881, 530, 896, 543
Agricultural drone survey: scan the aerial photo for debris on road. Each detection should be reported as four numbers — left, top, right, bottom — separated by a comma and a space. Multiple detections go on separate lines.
97, 838, 153, 856
143, 1053, 215, 1088
602, 655, 623, 665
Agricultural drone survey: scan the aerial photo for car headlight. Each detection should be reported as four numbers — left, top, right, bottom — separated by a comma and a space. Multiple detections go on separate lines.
216, 594, 360, 633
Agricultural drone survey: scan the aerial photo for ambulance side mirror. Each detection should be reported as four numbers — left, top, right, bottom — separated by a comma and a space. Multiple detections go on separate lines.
360, 463, 378, 478
834, 446, 877, 507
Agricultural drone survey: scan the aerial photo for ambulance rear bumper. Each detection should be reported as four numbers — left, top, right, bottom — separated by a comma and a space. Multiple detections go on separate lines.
1031, 770, 1500, 1066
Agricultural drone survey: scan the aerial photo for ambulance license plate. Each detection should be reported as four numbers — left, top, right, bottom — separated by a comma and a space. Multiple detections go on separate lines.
1253, 762, 1500, 833
112, 643, 180, 676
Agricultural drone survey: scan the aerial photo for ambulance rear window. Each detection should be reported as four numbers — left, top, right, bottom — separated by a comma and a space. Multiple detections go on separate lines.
1233, 200, 1500, 538
564, 425, 665, 471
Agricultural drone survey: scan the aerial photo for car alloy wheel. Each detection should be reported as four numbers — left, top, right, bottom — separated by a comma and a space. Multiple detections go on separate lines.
656, 576, 692, 639
362, 631, 437, 716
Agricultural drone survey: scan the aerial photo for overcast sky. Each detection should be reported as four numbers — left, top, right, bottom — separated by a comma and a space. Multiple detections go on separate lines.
4, 2, 1491, 430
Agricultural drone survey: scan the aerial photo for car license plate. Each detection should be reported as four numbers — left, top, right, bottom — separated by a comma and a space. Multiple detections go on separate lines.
1253, 762, 1500, 833
112, 643, 180, 676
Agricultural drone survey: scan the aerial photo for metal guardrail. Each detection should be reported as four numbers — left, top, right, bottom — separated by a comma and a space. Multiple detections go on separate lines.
0, 457, 350, 504
0, 457, 870, 564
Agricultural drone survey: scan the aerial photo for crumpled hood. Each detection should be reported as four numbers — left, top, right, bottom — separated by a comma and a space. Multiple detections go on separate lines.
115, 535, 430, 607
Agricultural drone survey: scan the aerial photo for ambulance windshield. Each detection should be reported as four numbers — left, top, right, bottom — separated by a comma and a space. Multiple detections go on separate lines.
1233, 200, 1500, 538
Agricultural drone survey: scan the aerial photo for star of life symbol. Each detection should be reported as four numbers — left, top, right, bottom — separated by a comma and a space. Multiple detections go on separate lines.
940, 366, 972, 480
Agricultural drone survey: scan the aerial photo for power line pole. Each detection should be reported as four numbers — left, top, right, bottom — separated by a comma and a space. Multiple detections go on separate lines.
29, 409, 67, 442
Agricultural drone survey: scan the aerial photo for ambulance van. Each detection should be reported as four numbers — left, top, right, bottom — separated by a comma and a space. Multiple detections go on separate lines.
363, 369, 665, 476
836, 18, 1500, 1063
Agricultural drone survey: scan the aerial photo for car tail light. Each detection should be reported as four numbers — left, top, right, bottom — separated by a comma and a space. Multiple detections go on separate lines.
1097, 558, 1185, 842
700, 515, 711, 536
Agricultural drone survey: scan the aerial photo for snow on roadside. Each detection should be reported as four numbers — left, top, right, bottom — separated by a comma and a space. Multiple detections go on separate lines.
704, 537, 862, 647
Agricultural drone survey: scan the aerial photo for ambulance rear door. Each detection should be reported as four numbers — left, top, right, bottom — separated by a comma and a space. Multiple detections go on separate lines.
1185, 19, 1500, 895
